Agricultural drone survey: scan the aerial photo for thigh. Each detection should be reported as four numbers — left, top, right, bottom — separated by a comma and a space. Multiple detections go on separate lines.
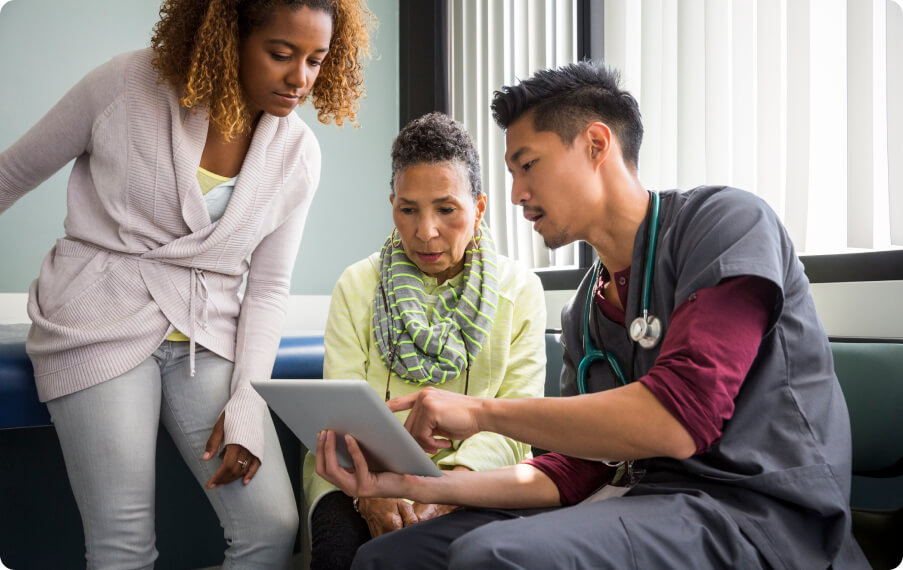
351, 507, 537, 570
449, 494, 767, 570
158, 343, 233, 467
46, 356, 163, 564
158, 344, 297, 540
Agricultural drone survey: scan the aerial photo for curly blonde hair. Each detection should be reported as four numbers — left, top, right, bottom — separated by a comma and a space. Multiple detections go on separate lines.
151, 0, 373, 139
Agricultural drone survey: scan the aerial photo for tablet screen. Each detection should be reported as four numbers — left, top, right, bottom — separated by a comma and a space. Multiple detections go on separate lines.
252, 378, 441, 477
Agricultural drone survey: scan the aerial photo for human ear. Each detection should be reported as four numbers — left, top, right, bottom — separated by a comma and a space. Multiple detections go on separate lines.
585, 122, 612, 164
473, 193, 487, 229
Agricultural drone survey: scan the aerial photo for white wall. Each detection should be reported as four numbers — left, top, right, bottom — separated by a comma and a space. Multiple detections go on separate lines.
0, 0, 399, 298
8, 281, 901, 339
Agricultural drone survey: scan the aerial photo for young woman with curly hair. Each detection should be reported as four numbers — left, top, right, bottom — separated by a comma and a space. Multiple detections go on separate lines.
0, 0, 372, 567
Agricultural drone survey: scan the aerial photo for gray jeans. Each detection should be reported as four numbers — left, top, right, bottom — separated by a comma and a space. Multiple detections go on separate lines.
47, 341, 298, 570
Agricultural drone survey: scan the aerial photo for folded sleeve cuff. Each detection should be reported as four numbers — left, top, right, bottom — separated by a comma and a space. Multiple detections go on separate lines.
223, 384, 267, 462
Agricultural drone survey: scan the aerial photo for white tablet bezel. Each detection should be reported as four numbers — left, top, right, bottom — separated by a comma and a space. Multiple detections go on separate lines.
252, 378, 441, 477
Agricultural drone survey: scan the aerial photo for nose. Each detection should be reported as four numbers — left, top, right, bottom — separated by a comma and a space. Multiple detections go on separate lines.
287, 62, 313, 91
510, 174, 530, 205
415, 214, 439, 241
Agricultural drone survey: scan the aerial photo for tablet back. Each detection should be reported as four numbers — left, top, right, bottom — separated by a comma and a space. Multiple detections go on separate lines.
252, 379, 441, 477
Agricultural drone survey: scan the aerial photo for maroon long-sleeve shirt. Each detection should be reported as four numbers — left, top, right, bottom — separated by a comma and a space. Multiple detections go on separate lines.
525, 269, 776, 506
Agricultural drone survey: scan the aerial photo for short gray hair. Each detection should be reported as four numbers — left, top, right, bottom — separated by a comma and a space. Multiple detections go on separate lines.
390, 112, 482, 201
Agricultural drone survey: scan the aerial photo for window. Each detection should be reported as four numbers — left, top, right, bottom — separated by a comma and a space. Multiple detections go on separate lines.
603, 0, 903, 254
450, 0, 902, 269
448, 0, 584, 271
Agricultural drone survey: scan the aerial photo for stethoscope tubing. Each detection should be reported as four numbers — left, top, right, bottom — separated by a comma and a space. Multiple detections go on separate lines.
577, 191, 661, 395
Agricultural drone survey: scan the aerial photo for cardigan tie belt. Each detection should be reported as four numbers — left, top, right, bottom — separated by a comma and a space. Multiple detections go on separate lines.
188, 267, 209, 377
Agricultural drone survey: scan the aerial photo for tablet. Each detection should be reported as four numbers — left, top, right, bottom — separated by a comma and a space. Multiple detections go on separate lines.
252, 379, 441, 477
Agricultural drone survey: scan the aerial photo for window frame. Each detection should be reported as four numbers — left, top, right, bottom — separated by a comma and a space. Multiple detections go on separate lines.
398, 1, 903, 291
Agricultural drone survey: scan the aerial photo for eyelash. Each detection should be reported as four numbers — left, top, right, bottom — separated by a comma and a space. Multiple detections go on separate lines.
399, 207, 457, 215
270, 53, 324, 67
522, 159, 537, 171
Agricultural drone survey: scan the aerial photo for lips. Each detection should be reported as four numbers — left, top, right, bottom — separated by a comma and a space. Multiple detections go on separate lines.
417, 252, 442, 263
274, 92, 301, 105
522, 207, 544, 231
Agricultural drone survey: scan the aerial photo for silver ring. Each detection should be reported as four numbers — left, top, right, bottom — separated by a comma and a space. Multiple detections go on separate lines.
237, 459, 249, 470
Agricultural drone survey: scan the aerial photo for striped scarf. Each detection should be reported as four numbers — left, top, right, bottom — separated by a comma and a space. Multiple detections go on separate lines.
372, 223, 499, 385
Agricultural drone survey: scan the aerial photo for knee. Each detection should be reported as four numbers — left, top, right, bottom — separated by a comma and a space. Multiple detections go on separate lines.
269, 503, 300, 547
243, 501, 299, 550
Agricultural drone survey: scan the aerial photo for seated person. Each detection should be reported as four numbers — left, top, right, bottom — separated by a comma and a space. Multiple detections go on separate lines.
303, 112, 547, 569
315, 63, 870, 569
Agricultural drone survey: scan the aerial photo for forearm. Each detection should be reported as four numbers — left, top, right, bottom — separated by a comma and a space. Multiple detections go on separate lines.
406, 464, 560, 509
478, 382, 696, 461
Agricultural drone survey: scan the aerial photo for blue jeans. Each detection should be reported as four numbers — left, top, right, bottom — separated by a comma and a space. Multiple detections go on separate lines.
47, 342, 298, 569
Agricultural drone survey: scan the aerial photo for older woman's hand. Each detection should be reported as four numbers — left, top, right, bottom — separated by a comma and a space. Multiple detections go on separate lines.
411, 501, 460, 523
357, 498, 418, 537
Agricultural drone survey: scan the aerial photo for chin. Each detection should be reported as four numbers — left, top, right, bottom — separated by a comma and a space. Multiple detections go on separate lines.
543, 231, 572, 250
265, 106, 298, 118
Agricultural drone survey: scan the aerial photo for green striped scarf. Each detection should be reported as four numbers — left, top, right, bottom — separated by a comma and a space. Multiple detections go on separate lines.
372, 222, 499, 385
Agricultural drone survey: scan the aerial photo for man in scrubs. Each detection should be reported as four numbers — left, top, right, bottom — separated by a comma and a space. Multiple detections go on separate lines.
316, 61, 869, 569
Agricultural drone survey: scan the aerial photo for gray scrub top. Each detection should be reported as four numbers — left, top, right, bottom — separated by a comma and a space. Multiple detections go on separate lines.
559, 186, 867, 569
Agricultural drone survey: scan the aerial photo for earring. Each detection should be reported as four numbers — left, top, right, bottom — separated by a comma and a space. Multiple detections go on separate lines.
391, 228, 402, 248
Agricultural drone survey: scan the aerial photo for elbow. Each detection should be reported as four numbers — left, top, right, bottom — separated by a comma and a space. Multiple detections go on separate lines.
666, 439, 697, 460
658, 426, 698, 460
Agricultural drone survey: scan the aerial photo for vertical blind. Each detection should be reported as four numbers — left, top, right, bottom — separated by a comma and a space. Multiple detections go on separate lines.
603, 0, 903, 253
451, 0, 903, 262
449, 0, 580, 269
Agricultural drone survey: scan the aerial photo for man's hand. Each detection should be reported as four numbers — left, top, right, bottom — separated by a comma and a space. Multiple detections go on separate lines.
203, 412, 260, 488
388, 387, 485, 454
357, 498, 418, 537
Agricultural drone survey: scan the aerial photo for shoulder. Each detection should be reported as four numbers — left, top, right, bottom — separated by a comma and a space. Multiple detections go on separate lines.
661, 186, 793, 298
278, 113, 322, 186
283, 113, 322, 160
334, 253, 380, 296
668, 186, 782, 236
65, 49, 150, 111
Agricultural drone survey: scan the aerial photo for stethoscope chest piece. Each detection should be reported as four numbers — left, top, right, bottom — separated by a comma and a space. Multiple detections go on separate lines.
629, 314, 662, 349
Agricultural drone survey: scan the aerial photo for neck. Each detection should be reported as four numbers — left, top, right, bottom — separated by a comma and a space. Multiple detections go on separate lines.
585, 171, 648, 273
427, 258, 465, 286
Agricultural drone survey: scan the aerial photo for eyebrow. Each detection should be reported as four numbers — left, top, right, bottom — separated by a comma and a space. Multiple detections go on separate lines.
264, 39, 329, 54
506, 146, 529, 172
397, 195, 460, 205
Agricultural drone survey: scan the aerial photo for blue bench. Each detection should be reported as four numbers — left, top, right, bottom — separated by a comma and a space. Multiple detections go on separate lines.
0, 335, 325, 430
0, 333, 324, 570
3, 332, 901, 569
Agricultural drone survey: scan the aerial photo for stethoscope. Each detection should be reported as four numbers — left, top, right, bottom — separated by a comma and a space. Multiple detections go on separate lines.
577, 191, 662, 395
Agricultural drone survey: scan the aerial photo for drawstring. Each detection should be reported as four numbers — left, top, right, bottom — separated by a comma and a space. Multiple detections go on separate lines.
188, 268, 209, 377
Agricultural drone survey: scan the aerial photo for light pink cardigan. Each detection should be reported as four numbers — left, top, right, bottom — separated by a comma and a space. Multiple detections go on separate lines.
0, 49, 321, 461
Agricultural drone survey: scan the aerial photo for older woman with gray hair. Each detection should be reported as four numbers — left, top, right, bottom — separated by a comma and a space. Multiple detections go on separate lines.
302, 112, 547, 569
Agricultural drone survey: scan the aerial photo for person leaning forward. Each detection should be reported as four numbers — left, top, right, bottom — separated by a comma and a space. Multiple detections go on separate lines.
0, 0, 373, 567
315, 61, 870, 569
303, 112, 546, 570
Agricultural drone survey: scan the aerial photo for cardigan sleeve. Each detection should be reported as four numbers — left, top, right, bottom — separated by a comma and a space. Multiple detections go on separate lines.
223, 133, 321, 461
437, 269, 547, 471
0, 54, 127, 214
